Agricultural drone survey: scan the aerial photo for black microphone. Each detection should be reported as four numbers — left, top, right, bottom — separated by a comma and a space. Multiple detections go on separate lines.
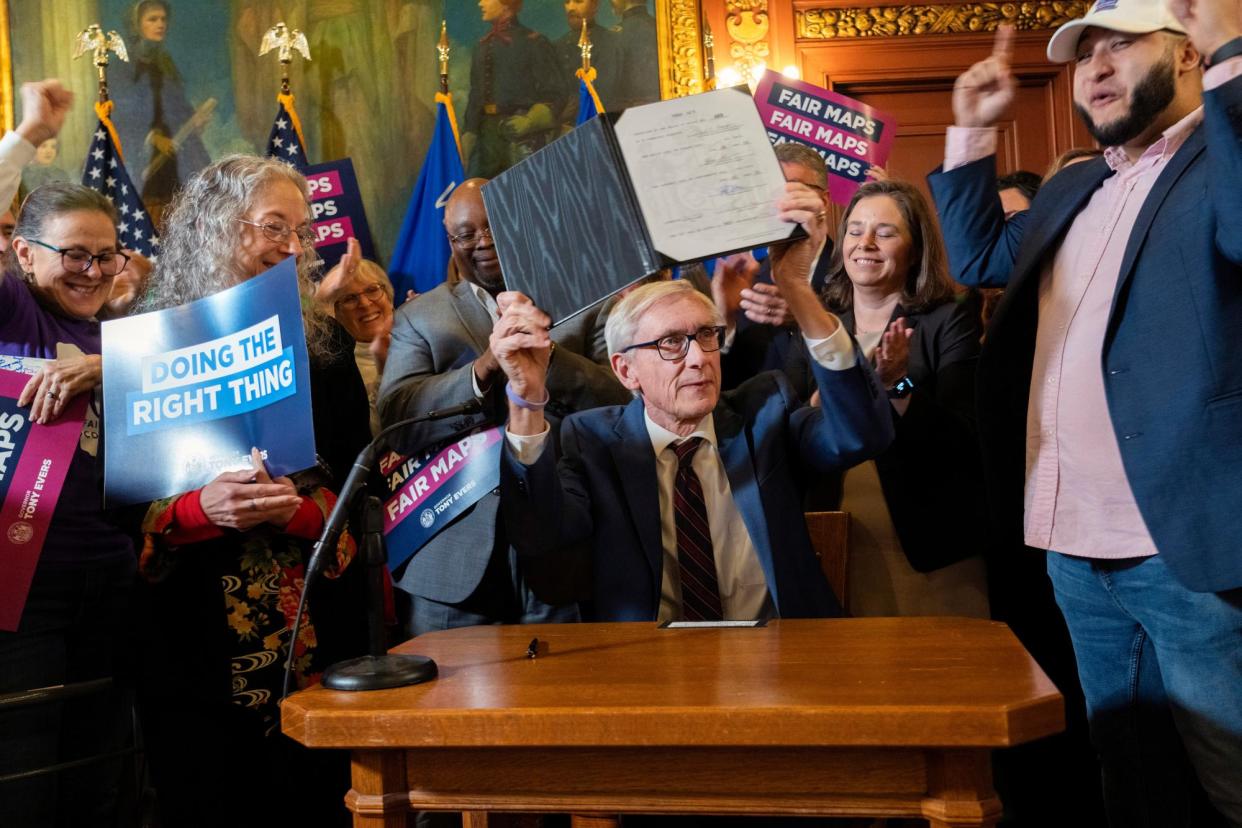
302, 397, 483, 587
281, 398, 483, 698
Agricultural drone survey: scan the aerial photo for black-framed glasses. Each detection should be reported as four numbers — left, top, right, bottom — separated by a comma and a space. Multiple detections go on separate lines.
621, 325, 726, 361
335, 283, 386, 311
448, 226, 493, 246
236, 218, 316, 246
27, 239, 130, 276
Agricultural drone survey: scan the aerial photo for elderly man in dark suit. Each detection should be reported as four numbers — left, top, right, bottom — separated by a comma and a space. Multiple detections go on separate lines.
378, 178, 629, 634
928, 0, 1242, 823
492, 184, 892, 622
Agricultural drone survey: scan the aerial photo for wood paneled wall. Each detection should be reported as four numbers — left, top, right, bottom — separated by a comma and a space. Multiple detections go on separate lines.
703, 0, 1095, 200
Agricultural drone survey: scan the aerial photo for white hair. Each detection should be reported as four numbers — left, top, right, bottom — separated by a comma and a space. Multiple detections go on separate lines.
603, 279, 722, 356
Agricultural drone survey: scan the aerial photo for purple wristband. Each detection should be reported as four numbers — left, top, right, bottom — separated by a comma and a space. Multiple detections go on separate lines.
505, 382, 549, 411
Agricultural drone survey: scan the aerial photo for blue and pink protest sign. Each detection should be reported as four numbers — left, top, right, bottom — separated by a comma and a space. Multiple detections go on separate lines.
379, 427, 503, 571
305, 158, 377, 272
752, 70, 898, 205
0, 369, 88, 630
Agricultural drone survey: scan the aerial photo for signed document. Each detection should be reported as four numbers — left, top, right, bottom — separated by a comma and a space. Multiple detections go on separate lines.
614, 86, 791, 262
484, 87, 802, 326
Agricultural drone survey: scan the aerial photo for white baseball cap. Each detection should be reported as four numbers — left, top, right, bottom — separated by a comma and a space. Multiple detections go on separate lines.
1046, 0, 1186, 63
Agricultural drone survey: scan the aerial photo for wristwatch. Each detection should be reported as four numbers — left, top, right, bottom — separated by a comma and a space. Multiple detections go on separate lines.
887, 376, 915, 400
1208, 36, 1242, 68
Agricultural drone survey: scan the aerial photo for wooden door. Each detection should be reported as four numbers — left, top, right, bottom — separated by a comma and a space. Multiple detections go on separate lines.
795, 28, 1094, 201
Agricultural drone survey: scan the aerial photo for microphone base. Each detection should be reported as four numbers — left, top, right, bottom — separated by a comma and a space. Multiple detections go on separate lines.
321, 654, 438, 691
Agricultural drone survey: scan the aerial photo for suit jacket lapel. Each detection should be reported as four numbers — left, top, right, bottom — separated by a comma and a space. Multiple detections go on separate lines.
1011, 159, 1114, 296
714, 404, 778, 608
1108, 126, 1205, 327
450, 278, 494, 353
610, 399, 665, 598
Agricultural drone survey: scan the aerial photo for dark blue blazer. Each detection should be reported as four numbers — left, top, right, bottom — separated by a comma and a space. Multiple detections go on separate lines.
501, 357, 894, 620
927, 76, 1242, 593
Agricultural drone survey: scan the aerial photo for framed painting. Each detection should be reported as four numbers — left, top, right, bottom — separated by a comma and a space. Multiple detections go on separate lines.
1, 0, 704, 261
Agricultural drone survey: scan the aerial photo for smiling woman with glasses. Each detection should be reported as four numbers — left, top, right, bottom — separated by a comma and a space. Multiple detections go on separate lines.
131, 155, 372, 827
0, 182, 140, 827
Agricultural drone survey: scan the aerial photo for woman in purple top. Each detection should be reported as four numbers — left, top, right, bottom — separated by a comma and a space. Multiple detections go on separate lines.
0, 182, 137, 827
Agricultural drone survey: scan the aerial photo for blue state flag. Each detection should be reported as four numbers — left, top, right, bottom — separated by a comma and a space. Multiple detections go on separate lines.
576, 70, 604, 125
389, 93, 465, 297
82, 105, 159, 259
266, 93, 309, 171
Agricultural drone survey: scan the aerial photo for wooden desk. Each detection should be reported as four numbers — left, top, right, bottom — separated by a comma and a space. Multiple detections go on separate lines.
282, 619, 1063, 828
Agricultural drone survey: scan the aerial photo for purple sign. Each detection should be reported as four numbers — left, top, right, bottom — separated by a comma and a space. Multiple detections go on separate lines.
0, 369, 88, 631
305, 158, 377, 272
753, 70, 898, 205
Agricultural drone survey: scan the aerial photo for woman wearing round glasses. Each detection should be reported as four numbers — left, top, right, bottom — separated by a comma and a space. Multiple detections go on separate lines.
0, 182, 138, 826
134, 155, 370, 826
315, 239, 401, 437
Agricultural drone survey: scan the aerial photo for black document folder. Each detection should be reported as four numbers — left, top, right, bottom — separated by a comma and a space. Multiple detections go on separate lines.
482, 86, 803, 326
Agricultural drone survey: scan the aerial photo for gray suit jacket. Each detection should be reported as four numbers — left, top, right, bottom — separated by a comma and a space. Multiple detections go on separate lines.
377, 277, 629, 603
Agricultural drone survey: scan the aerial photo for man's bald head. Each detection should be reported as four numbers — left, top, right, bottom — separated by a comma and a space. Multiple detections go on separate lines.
444, 178, 504, 295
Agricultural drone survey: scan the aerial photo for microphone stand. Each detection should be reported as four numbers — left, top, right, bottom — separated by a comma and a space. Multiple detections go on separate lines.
281, 399, 483, 697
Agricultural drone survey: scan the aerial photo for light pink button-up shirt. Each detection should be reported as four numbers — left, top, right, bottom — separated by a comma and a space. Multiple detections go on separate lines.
944, 60, 1242, 559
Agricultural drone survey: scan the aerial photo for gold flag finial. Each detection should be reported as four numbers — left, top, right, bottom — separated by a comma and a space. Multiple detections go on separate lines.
437, 20, 450, 95
259, 22, 311, 95
73, 25, 128, 103
578, 20, 593, 75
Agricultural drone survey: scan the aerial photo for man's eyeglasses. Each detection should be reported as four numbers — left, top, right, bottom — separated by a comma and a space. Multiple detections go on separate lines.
448, 227, 493, 246
621, 325, 726, 361
27, 239, 130, 276
335, 283, 386, 311
236, 218, 316, 246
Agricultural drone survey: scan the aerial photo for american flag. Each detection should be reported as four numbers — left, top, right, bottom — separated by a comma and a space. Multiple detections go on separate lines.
266, 98, 309, 171
82, 120, 159, 260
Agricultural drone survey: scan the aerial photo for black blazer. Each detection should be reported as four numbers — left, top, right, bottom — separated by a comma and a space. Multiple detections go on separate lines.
789, 295, 988, 572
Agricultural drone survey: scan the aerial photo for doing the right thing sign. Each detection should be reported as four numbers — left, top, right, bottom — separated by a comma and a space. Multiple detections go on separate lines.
752, 70, 897, 206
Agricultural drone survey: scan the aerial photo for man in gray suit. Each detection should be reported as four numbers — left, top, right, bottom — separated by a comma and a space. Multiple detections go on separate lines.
378, 178, 629, 634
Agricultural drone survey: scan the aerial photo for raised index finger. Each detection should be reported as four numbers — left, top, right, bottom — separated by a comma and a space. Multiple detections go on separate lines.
992, 24, 1014, 63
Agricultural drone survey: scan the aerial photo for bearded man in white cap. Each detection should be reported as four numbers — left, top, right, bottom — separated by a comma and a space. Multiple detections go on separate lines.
927, 0, 1242, 824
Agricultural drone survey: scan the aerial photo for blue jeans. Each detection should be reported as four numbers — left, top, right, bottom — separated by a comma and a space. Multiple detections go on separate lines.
1047, 551, 1242, 827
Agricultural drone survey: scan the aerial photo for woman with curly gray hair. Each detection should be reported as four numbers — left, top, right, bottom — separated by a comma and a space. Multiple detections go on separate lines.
134, 154, 370, 827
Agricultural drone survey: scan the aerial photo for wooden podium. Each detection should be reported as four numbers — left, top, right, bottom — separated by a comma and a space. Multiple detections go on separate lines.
281, 619, 1063, 828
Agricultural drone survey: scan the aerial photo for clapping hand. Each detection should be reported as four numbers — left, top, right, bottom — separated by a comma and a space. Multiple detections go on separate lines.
710, 252, 760, 325
873, 317, 914, 388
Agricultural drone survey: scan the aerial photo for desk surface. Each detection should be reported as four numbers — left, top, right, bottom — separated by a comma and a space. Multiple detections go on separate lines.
282, 619, 1063, 751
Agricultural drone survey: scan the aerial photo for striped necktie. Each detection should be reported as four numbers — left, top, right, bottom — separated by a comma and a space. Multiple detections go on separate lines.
671, 437, 723, 620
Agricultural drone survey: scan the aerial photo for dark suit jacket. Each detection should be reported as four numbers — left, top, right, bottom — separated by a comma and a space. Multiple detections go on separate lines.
927, 76, 1242, 593
377, 278, 630, 604
501, 356, 895, 621
839, 298, 988, 572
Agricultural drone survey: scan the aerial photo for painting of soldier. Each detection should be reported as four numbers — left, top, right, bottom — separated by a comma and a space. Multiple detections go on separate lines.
449, 0, 664, 178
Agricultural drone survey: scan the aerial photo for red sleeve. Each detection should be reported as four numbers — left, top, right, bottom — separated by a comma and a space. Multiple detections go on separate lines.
283, 492, 332, 540
165, 489, 226, 545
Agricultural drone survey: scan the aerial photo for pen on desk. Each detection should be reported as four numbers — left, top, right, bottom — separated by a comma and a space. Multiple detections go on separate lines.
526, 637, 539, 659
